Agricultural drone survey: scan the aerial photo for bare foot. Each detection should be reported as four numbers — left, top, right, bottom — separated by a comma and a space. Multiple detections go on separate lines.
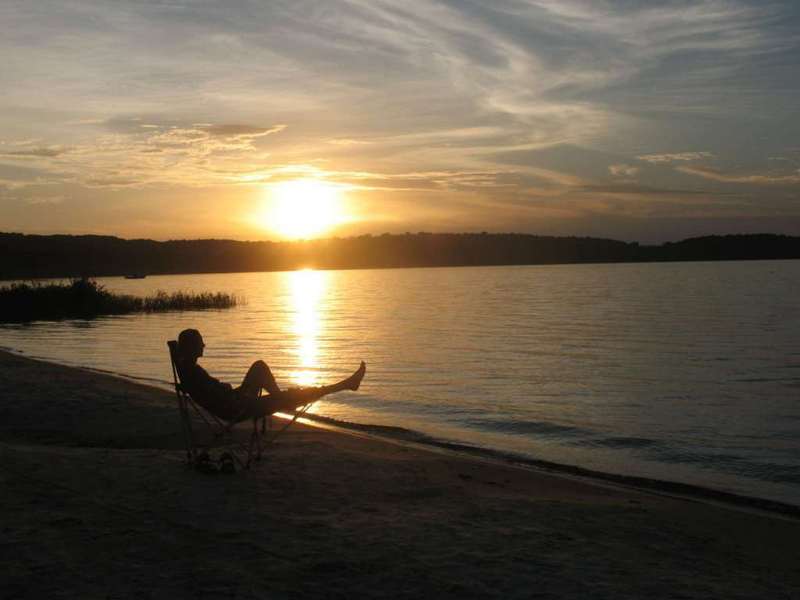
347, 361, 366, 391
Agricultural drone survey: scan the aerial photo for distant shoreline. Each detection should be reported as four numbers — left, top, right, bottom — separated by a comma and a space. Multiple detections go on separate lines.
3, 255, 800, 284
2, 231, 799, 280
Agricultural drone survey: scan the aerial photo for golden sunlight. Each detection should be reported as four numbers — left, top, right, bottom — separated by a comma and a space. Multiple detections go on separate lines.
262, 179, 344, 239
288, 268, 327, 388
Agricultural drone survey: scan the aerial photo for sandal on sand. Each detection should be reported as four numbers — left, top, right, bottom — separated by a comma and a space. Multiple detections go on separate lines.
194, 451, 218, 474
219, 452, 236, 474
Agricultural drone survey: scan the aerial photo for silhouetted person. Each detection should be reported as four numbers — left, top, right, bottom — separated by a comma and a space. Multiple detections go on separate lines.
175, 328, 366, 421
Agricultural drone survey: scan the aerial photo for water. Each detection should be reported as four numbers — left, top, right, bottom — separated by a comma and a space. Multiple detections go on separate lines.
2, 260, 799, 506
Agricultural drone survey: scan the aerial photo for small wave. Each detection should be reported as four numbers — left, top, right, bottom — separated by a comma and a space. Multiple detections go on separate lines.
759, 464, 800, 485
647, 447, 800, 485
653, 448, 729, 466
464, 418, 589, 438
302, 413, 435, 444
579, 436, 661, 449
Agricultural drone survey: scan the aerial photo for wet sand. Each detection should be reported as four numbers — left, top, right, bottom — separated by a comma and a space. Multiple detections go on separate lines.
1, 349, 798, 599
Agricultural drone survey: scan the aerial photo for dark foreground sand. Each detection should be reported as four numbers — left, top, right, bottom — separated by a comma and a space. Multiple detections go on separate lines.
1, 350, 798, 599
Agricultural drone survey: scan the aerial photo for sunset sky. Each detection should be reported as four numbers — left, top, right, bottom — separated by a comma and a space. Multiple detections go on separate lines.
1, 0, 799, 242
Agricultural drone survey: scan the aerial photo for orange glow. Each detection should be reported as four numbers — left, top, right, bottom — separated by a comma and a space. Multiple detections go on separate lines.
260, 179, 345, 239
288, 268, 326, 387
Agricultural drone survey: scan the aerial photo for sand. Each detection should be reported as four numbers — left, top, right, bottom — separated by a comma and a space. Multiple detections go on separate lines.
1, 349, 798, 599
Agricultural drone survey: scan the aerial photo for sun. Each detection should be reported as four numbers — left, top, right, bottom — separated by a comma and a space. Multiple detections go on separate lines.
262, 179, 345, 239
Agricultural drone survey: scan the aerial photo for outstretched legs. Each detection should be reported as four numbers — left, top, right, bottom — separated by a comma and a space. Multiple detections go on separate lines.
239, 360, 281, 396
237, 360, 366, 415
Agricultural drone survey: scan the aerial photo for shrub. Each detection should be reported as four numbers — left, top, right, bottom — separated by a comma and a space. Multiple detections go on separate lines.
0, 278, 240, 323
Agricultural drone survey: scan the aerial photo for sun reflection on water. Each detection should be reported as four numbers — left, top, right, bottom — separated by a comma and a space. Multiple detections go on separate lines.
288, 268, 327, 387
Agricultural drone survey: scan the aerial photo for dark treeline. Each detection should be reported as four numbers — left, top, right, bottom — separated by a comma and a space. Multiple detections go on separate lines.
2, 231, 799, 280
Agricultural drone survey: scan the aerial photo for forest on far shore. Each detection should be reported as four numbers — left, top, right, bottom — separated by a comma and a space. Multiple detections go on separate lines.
2, 231, 799, 280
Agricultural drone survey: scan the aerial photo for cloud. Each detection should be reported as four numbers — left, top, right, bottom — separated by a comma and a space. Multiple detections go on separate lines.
637, 152, 714, 164
0, 122, 287, 189
677, 166, 800, 185
0, 165, 65, 188
351, 169, 517, 192
204, 124, 285, 138
1, 146, 70, 158
144, 123, 285, 152
82, 175, 141, 188
26, 194, 67, 205
327, 138, 372, 146
579, 184, 709, 196
608, 164, 639, 177
64, 118, 105, 125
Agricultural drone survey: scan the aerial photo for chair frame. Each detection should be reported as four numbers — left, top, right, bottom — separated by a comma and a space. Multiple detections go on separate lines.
167, 340, 315, 471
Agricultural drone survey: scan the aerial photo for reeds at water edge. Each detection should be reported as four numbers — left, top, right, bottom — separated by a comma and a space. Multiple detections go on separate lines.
0, 279, 241, 323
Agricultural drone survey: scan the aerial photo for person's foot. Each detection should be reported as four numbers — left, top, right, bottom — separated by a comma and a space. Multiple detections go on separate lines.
347, 361, 366, 391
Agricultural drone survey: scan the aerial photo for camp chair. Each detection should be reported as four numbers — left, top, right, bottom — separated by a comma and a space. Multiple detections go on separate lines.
167, 340, 314, 472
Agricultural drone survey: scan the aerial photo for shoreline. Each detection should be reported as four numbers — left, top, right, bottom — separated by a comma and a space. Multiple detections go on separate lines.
2, 255, 800, 284
4, 346, 798, 520
3, 345, 799, 520
3, 348, 800, 597
299, 413, 800, 520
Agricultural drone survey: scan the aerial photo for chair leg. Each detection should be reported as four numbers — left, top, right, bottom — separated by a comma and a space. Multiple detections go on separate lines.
257, 416, 266, 460
247, 422, 256, 467
183, 401, 277, 472
231, 450, 248, 471
179, 398, 196, 466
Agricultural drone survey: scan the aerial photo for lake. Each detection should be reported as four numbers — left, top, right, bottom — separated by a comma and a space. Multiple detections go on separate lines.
2, 260, 799, 506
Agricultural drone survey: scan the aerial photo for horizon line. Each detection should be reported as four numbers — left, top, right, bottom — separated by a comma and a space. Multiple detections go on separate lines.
3, 229, 798, 247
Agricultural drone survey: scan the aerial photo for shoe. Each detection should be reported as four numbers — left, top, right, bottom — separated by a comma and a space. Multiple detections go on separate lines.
194, 451, 218, 474
219, 452, 237, 474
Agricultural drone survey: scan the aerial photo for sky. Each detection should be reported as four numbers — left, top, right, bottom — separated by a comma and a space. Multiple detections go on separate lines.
1, 0, 799, 243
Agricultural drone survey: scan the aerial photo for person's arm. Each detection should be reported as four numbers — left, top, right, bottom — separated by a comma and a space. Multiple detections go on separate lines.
187, 363, 233, 397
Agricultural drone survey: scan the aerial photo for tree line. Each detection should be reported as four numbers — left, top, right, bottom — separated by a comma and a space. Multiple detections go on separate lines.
1, 231, 798, 280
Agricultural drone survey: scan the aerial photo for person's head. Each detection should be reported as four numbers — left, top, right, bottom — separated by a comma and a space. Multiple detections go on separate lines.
177, 328, 204, 362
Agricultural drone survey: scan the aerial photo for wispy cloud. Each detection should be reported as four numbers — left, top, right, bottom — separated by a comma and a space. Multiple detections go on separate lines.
0, 123, 287, 189
579, 184, 711, 196
637, 152, 714, 164
205, 124, 286, 138
609, 164, 639, 177
677, 166, 800, 185
26, 194, 67, 205
1, 146, 71, 158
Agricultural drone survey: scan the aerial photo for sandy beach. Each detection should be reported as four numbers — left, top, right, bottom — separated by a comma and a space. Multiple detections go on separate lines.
1, 349, 798, 599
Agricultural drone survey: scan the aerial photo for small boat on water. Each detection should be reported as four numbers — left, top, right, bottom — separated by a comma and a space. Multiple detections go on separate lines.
124, 274, 147, 279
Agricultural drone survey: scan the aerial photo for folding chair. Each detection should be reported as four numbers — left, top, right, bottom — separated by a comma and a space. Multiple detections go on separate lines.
167, 340, 313, 472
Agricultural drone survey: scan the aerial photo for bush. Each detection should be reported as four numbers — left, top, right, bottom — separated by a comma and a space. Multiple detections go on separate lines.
0, 278, 240, 323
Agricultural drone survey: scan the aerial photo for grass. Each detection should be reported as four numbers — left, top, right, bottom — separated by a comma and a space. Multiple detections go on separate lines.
0, 279, 240, 323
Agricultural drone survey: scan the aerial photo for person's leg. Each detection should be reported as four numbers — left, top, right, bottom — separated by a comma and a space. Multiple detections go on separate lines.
239, 360, 281, 397
263, 361, 366, 413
